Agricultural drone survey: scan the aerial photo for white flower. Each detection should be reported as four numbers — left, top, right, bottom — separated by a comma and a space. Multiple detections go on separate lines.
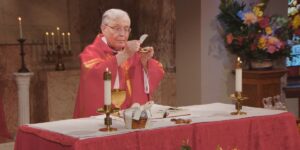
288, 7, 298, 16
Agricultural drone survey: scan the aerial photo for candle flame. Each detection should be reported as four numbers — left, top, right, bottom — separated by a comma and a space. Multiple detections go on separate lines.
62, 32, 65, 36
56, 27, 60, 30
67, 32, 71, 36
45, 32, 49, 35
237, 57, 242, 63
51, 32, 54, 36
18, 17, 21, 21
106, 68, 109, 72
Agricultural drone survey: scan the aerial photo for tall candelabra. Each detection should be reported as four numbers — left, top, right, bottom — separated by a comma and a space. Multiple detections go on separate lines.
18, 38, 29, 73
45, 45, 72, 71
44, 30, 72, 71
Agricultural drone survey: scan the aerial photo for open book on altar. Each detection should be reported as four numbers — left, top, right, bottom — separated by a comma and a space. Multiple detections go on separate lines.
119, 103, 191, 119
149, 104, 191, 119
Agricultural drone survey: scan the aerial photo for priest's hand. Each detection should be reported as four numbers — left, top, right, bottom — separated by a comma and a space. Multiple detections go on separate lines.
124, 40, 140, 57
140, 46, 154, 72
116, 40, 140, 66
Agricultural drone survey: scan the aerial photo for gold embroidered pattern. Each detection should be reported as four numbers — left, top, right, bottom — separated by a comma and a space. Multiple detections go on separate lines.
83, 58, 103, 69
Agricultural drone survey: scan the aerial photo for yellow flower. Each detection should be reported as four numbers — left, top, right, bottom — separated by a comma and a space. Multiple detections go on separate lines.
253, 6, 263, 17
265, 26, 272, 35
292, 14, 300, 29
258, 36, 267, 49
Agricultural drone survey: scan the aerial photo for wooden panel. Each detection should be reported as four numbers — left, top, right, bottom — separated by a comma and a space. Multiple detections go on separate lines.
243, 84, 258, 107
242, 69, 287, 108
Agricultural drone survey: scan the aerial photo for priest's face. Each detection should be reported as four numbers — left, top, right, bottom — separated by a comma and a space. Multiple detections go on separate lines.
102, 18, 131, 51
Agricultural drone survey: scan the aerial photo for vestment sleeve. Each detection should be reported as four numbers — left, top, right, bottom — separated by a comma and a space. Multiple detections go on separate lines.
146, 59, 165, 94
127, 54, 164, 96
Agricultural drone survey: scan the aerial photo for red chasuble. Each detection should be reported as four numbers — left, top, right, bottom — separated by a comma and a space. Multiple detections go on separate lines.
73, 34, 164, 118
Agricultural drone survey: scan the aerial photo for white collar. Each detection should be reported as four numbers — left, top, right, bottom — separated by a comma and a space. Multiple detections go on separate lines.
101, 36, 108, 44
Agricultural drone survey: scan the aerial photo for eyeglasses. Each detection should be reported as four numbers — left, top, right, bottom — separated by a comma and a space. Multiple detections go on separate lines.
106, 25, 131, 33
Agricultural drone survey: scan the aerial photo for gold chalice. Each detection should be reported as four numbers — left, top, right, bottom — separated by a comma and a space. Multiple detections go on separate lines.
111, 89, 126, 115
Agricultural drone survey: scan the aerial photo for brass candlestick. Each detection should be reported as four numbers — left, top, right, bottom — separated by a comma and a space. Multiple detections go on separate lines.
17, 38, 30, 73
230, 57, 247, 115
97, 105, 119, 132
230, 92, 247, 115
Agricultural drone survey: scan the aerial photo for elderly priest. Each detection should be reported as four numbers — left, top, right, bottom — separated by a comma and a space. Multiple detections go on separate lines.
73, 9, 164, 118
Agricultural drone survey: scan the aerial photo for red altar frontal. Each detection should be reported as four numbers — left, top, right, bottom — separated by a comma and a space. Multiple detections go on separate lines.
14, 103, 300, 150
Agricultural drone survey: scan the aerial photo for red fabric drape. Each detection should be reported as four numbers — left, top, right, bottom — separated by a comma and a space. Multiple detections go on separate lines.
14, 112, 300, 150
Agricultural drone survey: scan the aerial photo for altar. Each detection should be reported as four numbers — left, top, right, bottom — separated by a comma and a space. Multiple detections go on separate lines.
14, 103, 300, 150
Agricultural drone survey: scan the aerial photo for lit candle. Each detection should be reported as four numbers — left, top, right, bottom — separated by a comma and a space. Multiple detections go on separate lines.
56, 27, 60, 44
104, 68, 112, 105
45, 32, 49, 50
62, 33, 66, 50
67, 32, 71, 51
51, 32, 55, 52
17, 17, 23, 39
235, 57, 242, 92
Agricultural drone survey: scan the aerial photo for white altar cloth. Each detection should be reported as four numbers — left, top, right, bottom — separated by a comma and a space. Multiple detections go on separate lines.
29, 103, 286, 140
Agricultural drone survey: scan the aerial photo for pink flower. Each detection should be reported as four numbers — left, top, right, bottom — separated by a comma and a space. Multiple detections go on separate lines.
268, 36, 280, 45
266, 36, 283, 54
226, 33, 233, 44
267, 45, 277, 54
276, 41, 284, 49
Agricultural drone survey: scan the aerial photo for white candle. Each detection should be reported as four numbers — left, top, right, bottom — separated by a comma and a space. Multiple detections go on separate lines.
104, 68, 112, 105
51, 32, 55, 52
45, 32, 49, 50
67, 32, 71, 51
56, 27, 60, 44
62, 33, 66, 50
18, 17, 23, 39
235, 57, 242, 92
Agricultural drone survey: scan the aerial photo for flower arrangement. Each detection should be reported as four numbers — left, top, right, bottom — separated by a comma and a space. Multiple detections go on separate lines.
217, 0, 291, 62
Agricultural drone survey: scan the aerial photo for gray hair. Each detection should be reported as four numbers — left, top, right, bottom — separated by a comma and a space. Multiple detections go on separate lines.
101, 9, 130, 26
